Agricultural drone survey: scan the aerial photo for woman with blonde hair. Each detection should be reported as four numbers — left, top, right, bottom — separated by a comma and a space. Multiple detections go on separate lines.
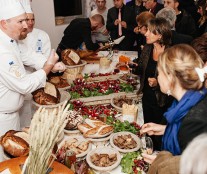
141, 44, 207, 170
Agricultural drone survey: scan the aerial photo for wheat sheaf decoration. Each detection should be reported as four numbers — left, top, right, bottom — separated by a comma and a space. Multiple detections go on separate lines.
21, 102, 70, 174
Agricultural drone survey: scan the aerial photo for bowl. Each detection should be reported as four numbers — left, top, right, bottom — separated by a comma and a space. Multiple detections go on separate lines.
63, 129, 81, 136
110, 131, 141, 153
111, 95, 135, 112
119, 73, 139, 83
31, 90, 71, 111
58, 135, 92, 158
86, 147, 121, 172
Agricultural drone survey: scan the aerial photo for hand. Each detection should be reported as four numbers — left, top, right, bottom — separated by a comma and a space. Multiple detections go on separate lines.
140, 123, 166, 136
51, 62, 66, 73
134, 26, 139, 34
121, 21, 127, 28
102, 29, 109, 35
148, 77, 157, 87
46, 49, 59, 65
142, 153, 157, 164
114, 19, 121, 26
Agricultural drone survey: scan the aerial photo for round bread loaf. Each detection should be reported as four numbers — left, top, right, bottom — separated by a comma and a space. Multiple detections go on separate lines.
1, 130, 29, 157
32, 82, 61, 105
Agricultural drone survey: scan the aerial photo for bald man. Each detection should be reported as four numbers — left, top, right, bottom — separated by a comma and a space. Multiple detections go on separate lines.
57, 14, 105, 58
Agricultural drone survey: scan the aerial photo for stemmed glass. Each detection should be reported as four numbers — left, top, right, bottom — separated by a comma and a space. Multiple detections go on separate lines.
142, 136, 153, 155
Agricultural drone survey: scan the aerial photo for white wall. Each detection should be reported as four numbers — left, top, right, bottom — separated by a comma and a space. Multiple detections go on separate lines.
31, 0, 68, 49
31, 0, 125, 49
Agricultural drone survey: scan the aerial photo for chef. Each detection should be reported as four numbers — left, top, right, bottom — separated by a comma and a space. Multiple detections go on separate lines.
18, 0, 53, 128
0, 0, 65, 137
19, 0, 51, 58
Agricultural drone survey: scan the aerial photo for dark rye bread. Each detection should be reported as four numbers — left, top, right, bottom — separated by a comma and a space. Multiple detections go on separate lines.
32, 82, 60, 105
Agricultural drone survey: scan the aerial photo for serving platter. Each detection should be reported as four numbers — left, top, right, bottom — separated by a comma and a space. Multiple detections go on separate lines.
110, 131, 141, 153
57, 135, 92, 158
86, 147, 121, 172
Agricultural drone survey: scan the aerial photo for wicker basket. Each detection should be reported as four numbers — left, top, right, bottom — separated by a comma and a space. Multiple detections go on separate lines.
63, 60, 87, 84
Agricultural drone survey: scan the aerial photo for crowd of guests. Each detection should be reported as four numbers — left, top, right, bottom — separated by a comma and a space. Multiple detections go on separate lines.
58, 0, 207, 174
0, 0, 206, 172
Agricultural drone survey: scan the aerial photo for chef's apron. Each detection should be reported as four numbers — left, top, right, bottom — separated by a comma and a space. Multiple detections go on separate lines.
0, 112, 20, 162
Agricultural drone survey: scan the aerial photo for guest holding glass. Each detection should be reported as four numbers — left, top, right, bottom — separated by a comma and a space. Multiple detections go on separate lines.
141, 44, 207, 173
137, 17, 173, 150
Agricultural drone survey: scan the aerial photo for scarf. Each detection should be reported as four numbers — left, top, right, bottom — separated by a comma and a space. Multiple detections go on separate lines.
162, 88, 207, 155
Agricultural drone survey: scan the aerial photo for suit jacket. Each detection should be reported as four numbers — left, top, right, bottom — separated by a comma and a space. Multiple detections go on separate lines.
171, 30, 193, 45
106, 5, 136, 51
150, 2, 164, 15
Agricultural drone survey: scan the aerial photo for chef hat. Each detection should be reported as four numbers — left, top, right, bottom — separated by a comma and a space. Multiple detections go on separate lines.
19, 0, 33, 14
0, 0, 25, 20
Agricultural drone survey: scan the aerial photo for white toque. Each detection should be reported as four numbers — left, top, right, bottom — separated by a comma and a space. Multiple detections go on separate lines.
195, 66, 207, 82
19, 0, 33, 14
0, 0, 25, 20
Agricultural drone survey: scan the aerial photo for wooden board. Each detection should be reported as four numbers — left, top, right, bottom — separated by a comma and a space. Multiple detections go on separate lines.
0, 157, 74, 174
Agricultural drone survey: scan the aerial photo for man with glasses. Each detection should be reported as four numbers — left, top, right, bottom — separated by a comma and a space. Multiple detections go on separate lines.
91, 0, 109, 44
142, 0, 164, 15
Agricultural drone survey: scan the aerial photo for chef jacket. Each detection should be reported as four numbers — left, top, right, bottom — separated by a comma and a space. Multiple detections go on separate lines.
0, 29, 47, 114
21, 28, 51, 58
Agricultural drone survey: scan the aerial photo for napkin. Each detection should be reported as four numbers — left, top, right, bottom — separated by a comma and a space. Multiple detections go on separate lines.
0, 169, 11, 174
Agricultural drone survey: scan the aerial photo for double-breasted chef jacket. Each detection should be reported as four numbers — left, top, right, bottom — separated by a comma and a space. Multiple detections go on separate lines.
0, 28, 47, 136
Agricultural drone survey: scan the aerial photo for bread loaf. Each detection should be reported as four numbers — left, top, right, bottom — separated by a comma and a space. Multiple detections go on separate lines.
61, 49, 81, 66
1, 130, 29, 157
32, 82, 61, 105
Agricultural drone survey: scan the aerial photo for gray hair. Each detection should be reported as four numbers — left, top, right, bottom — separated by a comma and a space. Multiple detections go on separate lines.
156, 7, 176, 30
180, 133, 207, 174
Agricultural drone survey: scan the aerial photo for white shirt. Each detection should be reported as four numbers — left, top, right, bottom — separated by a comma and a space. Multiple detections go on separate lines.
0, 29, 46, 114
91, 8, 109, 42
22, 28, 51, 58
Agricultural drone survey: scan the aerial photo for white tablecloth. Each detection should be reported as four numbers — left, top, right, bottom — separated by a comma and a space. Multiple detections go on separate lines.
82, 51, 138, 74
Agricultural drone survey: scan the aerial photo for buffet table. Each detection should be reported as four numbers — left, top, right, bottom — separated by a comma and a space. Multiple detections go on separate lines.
13, 50, 145, 174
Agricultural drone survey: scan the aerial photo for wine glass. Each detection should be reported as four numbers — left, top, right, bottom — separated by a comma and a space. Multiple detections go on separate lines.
142, 136, 153, 155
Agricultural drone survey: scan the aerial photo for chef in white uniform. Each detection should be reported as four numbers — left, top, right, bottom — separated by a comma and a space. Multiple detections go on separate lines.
18, 0, 52, 128
0, 0, 65, 137
19, 0, 51, 58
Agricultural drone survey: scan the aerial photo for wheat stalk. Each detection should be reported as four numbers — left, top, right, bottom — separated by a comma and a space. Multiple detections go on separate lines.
21, 102, 69, 174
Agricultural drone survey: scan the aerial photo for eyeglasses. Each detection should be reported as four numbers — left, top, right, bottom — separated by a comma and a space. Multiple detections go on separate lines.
137, 25, 144, 30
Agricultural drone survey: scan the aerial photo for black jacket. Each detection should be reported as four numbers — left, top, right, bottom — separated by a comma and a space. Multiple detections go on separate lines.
178, 94, 207, 152
175, 10, 197, 37
171, 30, 193, 45
106, 5, 136, 51
58, 18, 99, 51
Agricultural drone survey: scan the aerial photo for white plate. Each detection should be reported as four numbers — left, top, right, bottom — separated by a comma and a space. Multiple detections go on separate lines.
86, 134, 112, 147
110, 131, 141, 153
86, 147, 121, 172
63, 129, 80, 135
58, 135, 92, 158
